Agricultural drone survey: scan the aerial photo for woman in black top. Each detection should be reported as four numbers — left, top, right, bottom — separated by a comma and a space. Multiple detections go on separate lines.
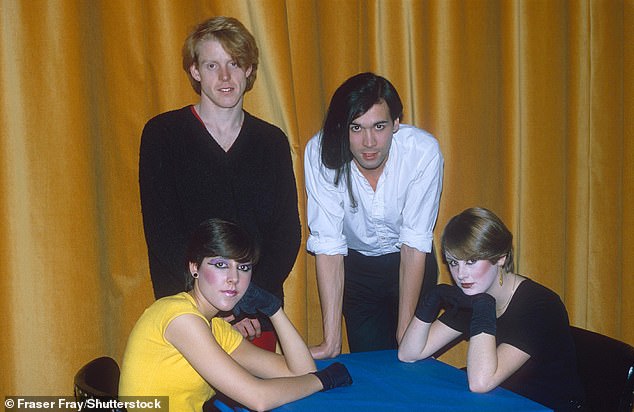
398, 207, 586, 411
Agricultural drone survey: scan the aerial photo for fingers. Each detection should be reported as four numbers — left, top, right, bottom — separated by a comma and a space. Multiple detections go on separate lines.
232, 318, 262, 340
220, 314, 236, 323
249, 317, 262, 337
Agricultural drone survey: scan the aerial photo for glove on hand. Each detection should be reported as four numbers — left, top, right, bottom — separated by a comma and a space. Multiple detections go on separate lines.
469, 293, 497, 337
311, 362, 353, 391
440, 285, 473, 315
415, 284, 470, 323
232, 283, 282, 318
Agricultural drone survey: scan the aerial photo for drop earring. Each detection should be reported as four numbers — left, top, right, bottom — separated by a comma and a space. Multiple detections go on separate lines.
192, 272, 199, 279
499, 267, 504, 286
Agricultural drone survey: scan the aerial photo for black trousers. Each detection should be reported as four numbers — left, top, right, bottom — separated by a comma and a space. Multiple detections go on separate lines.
342, 246, 438, 353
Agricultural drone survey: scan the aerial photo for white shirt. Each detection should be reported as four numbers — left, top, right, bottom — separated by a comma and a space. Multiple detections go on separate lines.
304, 124, 443, 256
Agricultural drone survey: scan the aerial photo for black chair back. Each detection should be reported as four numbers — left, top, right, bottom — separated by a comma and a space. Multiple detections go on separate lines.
74, 356, 126, 412
571, 326, 634, 412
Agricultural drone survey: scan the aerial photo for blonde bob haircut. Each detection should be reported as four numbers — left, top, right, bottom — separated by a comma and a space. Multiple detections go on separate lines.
182, 16, 259, 95
441, 207, 515, 273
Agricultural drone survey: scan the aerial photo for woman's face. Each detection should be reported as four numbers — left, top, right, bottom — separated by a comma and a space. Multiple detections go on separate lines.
445, 255, 501, 295
192, 256, 252, 312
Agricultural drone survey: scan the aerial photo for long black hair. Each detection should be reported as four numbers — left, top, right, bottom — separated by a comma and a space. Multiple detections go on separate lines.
320, 72, 403, 206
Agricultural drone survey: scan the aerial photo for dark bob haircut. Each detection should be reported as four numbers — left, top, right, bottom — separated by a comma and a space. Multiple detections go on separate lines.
184, 218, 260, 291
441, 207, 515, 273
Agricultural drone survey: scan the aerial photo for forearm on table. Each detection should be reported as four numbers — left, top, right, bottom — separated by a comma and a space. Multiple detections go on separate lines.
466, 336, 529, 393
211, 366, 321, 412
397, 245, 427, 340
239, 374, 323, 411
399, 319, 461, 362
315, 254, 345, 346
398, 317, 432, 361
466, 333, 500, 392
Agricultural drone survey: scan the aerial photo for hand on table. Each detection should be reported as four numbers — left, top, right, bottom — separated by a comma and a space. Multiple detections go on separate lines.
312, 362, 353, 391
309, 341, 341, 360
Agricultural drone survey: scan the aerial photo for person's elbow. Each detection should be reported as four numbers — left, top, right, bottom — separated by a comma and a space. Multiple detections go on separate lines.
240, 395, 279, 412
286, 362, 317, 376
397, 348, 419, 363
245, 401, 271, 412
467, 376, 497, 393
253, 402, 275, 412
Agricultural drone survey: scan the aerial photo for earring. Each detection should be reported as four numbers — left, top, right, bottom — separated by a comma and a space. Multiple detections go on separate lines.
192, 272, 199, 279
499, 267, 504, 286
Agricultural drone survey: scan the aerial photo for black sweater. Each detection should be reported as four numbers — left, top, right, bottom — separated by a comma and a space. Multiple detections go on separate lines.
139, 106, 301, 303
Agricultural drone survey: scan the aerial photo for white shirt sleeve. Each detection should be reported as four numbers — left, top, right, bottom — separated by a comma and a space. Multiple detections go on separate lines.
397, 129, 444, 253
304, 133, 349, 255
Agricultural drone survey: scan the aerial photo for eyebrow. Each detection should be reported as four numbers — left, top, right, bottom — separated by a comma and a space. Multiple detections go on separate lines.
199, 57, 233, 65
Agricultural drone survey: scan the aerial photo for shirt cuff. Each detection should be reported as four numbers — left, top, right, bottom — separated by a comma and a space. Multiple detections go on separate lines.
306, 235, 348, 256
399, 229, 434, 253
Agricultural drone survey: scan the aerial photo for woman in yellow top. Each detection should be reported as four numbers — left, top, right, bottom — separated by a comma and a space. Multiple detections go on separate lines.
119, 218, 352, 411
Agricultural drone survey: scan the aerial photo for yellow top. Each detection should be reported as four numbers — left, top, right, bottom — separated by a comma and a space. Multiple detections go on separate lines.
119, 292, 243, 411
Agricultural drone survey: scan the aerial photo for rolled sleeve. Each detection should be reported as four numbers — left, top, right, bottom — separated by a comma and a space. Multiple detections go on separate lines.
399, 140, 444, 253
304, 134, 348, 256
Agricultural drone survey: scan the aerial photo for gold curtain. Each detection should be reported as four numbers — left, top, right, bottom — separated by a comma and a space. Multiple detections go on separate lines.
1, 0, 631, 396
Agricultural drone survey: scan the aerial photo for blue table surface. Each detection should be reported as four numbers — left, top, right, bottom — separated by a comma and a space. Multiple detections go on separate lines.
273, 350, 551, 411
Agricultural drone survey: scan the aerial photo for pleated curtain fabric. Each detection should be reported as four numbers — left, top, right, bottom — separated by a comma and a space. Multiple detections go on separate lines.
0, 0, 631, 395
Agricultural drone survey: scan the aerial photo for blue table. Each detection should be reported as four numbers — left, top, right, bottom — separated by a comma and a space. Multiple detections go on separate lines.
273, 350, 551, 411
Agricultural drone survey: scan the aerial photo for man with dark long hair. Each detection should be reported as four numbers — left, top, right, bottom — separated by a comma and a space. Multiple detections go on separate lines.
304, 72, 444, 358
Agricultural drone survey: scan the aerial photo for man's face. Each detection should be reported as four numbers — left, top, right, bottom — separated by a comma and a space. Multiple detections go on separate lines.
348, 100, 399, 177
189, 38, 251, 110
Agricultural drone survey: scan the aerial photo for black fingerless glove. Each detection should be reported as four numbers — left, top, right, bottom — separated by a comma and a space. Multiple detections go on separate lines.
415, 284, 468, 323
469, 293, 497, 337
232, 283, 282, 318
440, 285, 473, 316
311, 362, 353, 391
